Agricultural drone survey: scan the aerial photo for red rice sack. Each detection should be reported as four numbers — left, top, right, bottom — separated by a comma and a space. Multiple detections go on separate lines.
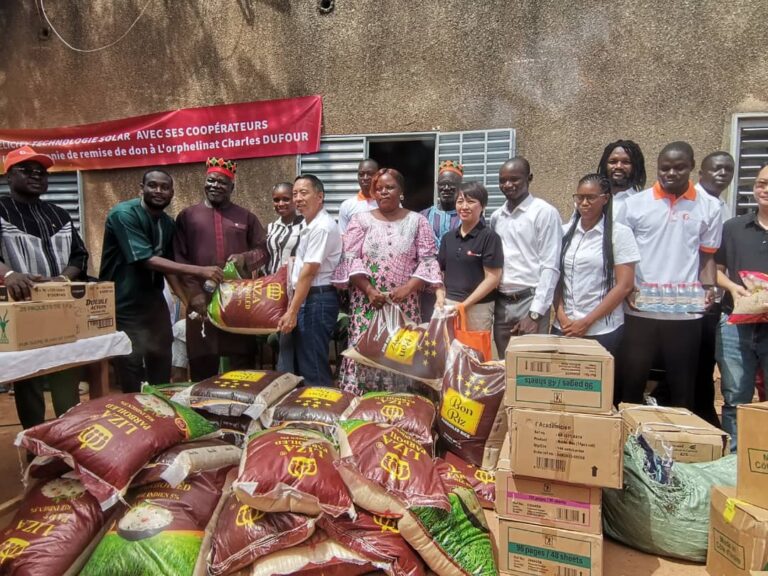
261, 387, 354, 429
249, 531, 376, 576
343, 305, 455, 390
26, 455, 72, 479
208, 492, 317, 576
336, 420, 449, 518
81, 467, 231, 576
172, 370, 301, 419
15, 387, 218, 510
233, 425, 354, 518
0, 477, 109, 575
342, 392, 436, 453
398, 459, 497, 576
443, 451, 496, 509
132, 439, 241, 487
208, 266, 289, 335
319, 510, 426, 576
728, 270, 768, 324
437, 341, 507, 469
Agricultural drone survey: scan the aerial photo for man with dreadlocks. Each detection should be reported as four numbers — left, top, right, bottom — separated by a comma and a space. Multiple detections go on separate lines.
553, 174, 639, 358
597, 139, 647, 222
616, 141, 722, 411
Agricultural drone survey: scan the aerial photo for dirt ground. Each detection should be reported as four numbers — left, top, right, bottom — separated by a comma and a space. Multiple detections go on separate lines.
0, 388, 710, 576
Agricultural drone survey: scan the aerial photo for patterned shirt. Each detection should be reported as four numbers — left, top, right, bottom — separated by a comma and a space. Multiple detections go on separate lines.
420, 205, 460, 247
265, 215, 304, 275
0, 196, 88, 277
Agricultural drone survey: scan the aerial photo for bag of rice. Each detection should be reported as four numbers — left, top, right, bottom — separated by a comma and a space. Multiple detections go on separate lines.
336, 420, 449, 518
233, 425, 354, 518
196, 412, 260, 447
319, 510, 426, 576
0, 477, 109, 575
208, 265, 289, 335
132, 439, 242, 487
261, 386, 354, 430
15, 387, 218, 510
208, 491, 317, 576
142, 381, 193, 400
80, 467, 232, 576
342, 392, 436, 452
437, 341, 506, 469
343, 304, 455, 390
728, 270, 768, 324
26, 454, 71, 479
443, 451, 496, 509
398, 459, 497, 576
172, 370, 301, 420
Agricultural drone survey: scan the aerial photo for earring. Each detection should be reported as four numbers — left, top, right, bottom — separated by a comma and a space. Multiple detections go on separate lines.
400, 195, 404, 201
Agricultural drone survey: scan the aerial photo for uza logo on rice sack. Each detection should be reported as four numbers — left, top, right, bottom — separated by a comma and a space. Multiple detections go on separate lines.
443, 451, 496, 509
437, 341, 507, 469
15, 387, 218, 510
233, 425, 354, 518
0, 477, 108, 575
342, 392, 436, 453
398, 458, 498, 576
208, 492, 317, 576
172, 369, 301, 419
208, 265, 288, 335
336, 420, 449, 518
343, 305, 455, 389
81, 467, 231, 576
261, 386, 354, 430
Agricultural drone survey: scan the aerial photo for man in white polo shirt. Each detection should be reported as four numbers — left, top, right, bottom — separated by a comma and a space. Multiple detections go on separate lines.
277, 174, 342, 386
617, 141, 722, 411
337, 158, 379, 234
490, 157, 562, 355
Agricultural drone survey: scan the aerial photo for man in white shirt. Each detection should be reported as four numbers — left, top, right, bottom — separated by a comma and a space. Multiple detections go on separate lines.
337, 158, 379, 233
596, 139, 647, 222
617, 141, 723, 412
277, 174, 342, 386
695, 151, 735, 222
490, 157, 562, 355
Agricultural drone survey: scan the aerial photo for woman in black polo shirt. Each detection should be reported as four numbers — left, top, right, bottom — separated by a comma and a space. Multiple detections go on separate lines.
436, 182, 503, 331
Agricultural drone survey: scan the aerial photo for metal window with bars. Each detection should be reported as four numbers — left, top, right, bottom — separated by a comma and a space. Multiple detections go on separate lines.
731, 114, 768, 215
0, 171, 84, 233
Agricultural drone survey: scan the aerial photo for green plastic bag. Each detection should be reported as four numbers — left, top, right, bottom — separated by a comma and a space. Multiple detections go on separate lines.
603, 435, 737, 562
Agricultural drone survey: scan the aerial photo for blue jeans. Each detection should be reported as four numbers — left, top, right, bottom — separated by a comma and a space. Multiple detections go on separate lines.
278, 290, 339, 387
715, 314, 768, 451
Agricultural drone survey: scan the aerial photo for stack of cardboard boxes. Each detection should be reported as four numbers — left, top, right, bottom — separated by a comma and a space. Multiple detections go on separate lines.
707, 402, 768, 576
494, 335, 623, 576
0, 282, 116, 352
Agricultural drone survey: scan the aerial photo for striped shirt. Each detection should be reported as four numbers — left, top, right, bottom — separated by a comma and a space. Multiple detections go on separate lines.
265, 215, 304, 275
420, 205, 460, 247
0, 196, 88, 277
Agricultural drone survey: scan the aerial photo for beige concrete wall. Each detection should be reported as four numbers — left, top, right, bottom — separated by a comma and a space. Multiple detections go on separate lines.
2, 1, 767, 272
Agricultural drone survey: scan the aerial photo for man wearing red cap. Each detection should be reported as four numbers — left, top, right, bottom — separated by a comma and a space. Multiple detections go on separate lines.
0, 145, 88, 428
173, 157, 268, 380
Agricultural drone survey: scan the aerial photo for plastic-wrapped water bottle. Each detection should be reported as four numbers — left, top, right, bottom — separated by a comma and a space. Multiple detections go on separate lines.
645, 283, 661, 312
660, 283, 676, 313
635, 283, 649, 311
203, 279, 219, 293
675, 282, 692, 313
691, 282, 707, 312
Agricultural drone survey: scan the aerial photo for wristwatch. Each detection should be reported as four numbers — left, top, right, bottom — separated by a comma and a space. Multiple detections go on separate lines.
529, 311, 541, 321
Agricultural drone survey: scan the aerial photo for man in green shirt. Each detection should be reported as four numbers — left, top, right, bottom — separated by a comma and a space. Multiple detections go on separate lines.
99, 169, 222, 392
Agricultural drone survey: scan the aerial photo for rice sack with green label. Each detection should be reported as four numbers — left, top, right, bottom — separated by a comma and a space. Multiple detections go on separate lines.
398, 458, 498, 576
443, 451, 496, 509
207, 491, 317, 576
15, 387, 219, 510
81, 467, 231, 576
0, 477, 109, 576
336, 420, 449, 518
342, 392, 436, 453
233, 425, 354, 518
437, 341, 506, 469
261, 387, 354, 430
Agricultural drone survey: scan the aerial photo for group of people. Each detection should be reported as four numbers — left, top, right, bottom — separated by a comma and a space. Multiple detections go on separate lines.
1, 138, 765, 451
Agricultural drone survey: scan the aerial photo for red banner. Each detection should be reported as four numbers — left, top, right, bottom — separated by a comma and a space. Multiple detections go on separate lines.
0, 95, 322, 172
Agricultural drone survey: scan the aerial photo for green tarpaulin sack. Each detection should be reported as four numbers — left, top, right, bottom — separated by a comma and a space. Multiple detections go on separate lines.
603, 435, 737, 562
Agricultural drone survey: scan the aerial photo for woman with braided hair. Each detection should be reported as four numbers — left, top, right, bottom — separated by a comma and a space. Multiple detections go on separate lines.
552, 173, 639, 357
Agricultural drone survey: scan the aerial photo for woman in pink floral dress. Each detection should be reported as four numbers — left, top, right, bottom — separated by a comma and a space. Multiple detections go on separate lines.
332, 168, 442, 395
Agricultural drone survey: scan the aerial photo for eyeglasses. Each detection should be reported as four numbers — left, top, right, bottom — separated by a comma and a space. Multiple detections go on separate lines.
572, 193, 607, 204
13, 166, 47, 178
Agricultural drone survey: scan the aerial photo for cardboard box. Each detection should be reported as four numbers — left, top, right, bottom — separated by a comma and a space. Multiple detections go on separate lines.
506, 407, 623, 489
707, 485, 768, 576
737, 402, 768, 510
0, 282, 116, 339
505, 335, 614, 414
495, 470, 602, 535
620, 403, 730, 463
497, 517, 603, 575
0, 300, 77, 351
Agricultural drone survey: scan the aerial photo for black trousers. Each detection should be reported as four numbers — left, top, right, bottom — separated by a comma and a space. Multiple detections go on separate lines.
186, 316, 259, 382
693, 304, 722, 427
14, 368, 81, 429
617, 315, 703, 410
114, 306, 173, 393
